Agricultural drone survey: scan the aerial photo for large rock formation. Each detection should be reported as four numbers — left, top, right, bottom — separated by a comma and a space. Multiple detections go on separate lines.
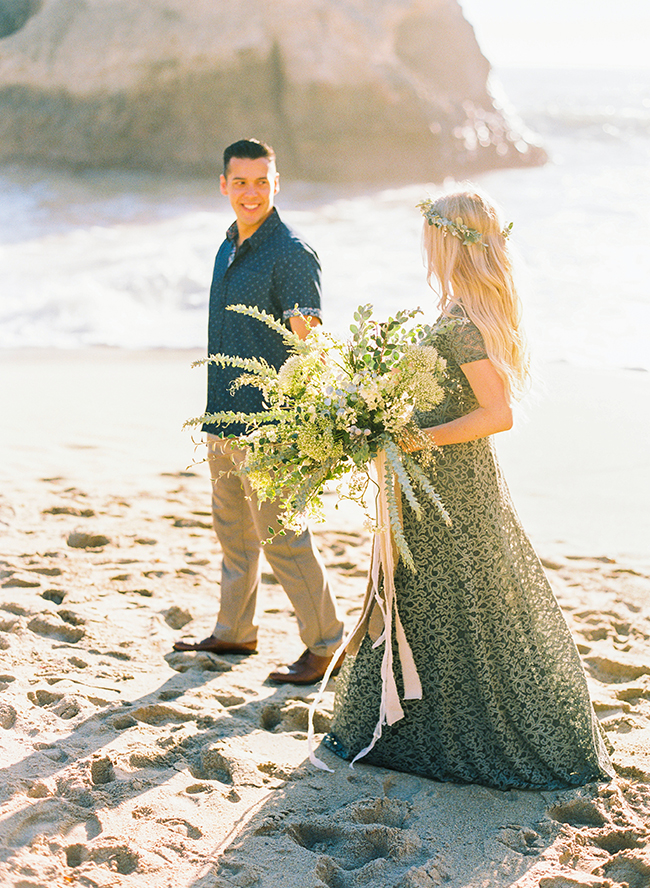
0, 0, 546, 181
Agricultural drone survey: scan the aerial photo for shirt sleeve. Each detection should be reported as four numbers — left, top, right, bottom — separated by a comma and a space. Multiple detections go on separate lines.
447, 318, 489, 365
274, 239, 323, 322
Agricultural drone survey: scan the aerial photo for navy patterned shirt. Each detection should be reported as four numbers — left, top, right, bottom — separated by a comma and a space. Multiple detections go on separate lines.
202, 207, 323, 436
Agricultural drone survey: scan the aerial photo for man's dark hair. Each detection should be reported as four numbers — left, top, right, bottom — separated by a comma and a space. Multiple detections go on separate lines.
223, 139, 276, 176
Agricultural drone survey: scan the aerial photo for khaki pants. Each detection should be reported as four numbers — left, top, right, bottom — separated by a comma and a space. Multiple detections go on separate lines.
207, 436, 344, 658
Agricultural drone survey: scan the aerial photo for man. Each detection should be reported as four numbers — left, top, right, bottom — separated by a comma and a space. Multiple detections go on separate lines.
173, 139, 344, 685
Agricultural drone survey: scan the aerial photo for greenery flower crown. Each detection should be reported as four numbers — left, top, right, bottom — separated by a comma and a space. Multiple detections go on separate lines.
417, 198, 513, 246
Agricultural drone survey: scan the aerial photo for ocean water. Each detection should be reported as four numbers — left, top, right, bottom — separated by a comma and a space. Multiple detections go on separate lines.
1, 67, 649, 371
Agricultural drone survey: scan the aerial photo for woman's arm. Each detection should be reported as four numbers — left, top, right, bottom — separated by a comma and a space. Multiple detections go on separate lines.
408, 359, 513, 450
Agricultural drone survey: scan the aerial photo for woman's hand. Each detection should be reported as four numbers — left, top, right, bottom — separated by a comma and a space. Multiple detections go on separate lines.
397, 426, 432, 454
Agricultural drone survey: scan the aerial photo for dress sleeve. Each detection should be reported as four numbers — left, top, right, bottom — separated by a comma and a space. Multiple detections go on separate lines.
447, 319, 489, 365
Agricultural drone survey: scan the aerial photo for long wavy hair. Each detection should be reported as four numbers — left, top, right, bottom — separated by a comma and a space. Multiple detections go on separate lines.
422, 189, 530, 401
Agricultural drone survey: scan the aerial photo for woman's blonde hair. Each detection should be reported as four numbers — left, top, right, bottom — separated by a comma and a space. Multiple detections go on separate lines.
421, 188, 530, 401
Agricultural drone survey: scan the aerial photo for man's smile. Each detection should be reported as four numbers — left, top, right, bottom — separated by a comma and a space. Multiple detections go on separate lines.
220, 155, 280, 242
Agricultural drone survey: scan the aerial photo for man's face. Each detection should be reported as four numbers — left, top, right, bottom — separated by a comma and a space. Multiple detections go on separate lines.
220, 156, 279, 239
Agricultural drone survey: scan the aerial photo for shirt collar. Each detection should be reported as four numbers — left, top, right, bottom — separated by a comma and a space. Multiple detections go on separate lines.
226, 207, 281, 251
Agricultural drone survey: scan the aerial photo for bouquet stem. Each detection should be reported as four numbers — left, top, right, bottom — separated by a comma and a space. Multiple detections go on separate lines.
308, 449, 423, 772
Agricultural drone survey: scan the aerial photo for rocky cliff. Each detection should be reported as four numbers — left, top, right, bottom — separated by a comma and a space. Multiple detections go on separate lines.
0, 0, 546, 181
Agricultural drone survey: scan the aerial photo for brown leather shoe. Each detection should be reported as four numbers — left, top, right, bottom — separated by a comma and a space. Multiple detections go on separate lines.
268, 648, 344, 685
172, 635, 257, 655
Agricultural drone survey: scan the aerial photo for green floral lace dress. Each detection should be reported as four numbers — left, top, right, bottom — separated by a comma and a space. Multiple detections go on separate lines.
323, 315, 614, 790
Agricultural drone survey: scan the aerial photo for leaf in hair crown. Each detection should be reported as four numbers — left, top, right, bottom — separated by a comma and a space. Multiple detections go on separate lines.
417, 198, 512, 246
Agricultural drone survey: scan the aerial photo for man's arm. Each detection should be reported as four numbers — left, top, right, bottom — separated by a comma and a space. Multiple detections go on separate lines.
277, 231, 323, 338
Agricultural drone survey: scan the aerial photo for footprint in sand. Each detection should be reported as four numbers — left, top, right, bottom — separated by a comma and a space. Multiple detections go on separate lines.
165, 651, 232, 673
548, 798, 608, 828
0, 702, 17, 728
601, 713, 638, 734
0, 673, 16, 691
156, 816, 203, 840
212, 691, 247, 707
192, 742, 265, 788
239, 796, 441, 888
590, 827, 648, 854
128, 746, 178, 770
2, 575, 41, 588
164, 605, 193, 629
43, 506, 95, 517
28, 689, 64, 707
26, 566, 63, 577
169, 516, 212, 529
111, 713, 138, 730
595, 849, 650, 886
67, 531, 110, 549
102, 649, 132, 661
64, 839, 140, 876
260, 698, 331, 734
346, 797, 412, 828
129, 702, 195, 726
290, 820, 417, 865
57, 609, 85, 626
89, 755, 115, 785
616, 684, 650, 704
157, 688, 184, 701
2, 797, 86, 848
1, 602, 29, 616
0, 615, 18, 633
538, 875, 611, 887
28, 689, 83, 720
575, 610, 647, 652
42, 589, 66, 604
328, 561, 369, 577
585, 655, 650, 684
288, 816, 432, 888
25, 779, 56, 799
27, 614, 85, 644
497, 825, 543, 856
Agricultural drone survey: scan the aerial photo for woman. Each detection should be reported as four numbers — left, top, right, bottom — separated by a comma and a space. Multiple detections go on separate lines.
323, 189, 614, 790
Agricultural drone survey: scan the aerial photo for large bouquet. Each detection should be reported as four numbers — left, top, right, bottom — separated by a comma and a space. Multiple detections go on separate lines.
186, 303, 452, 572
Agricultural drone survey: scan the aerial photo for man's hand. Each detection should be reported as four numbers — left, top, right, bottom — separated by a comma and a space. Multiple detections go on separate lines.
289, 315, 321, 341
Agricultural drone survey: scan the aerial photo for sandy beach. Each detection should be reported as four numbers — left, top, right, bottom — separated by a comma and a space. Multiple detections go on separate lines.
1, 349, 649, 888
